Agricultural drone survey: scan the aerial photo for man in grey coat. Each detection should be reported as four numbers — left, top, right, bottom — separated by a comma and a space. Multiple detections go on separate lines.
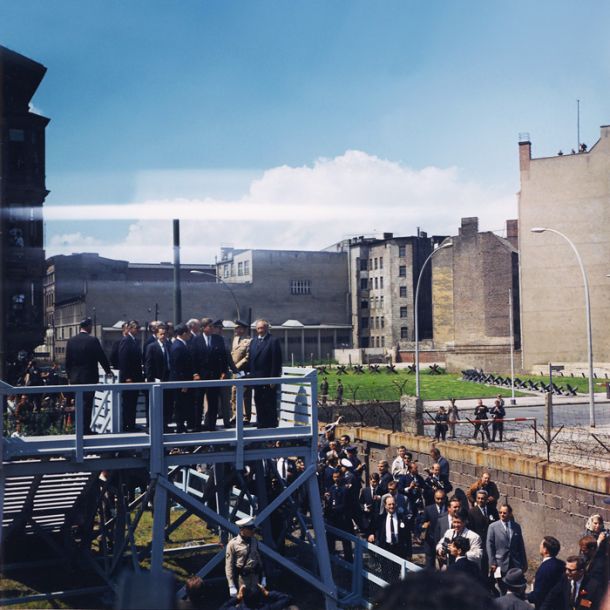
487, 504, 527, 594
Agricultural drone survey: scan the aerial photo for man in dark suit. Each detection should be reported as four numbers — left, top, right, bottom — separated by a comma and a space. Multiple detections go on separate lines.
324, 470, 353, 561
65, 317, 113, 434
197, 317, 231, 431
359, 473, 382, 533
144, 323, 172, 430
170, 323, 196, 433
541, 555, 603, 610
527, 536, 564, 609
469, 489, 498, 589
368, 495, 413, 561
420, 490, 448, 569
248, 319, 282, 429
118, 320, 144, 432
447, 536, 480, 582
487, 504, 527, 593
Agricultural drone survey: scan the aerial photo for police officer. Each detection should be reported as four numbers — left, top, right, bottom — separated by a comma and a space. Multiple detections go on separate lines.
225, 517, 266, 598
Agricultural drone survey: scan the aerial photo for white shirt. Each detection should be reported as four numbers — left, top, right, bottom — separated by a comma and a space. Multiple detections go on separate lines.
437, 527, 483, 567
385, 512, 399, 543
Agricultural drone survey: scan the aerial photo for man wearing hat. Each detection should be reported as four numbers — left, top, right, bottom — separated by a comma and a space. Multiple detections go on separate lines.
230, 320, 252, 424
225, 517, 265, 598
65, 317, 114, 434
495, 568, 533, 609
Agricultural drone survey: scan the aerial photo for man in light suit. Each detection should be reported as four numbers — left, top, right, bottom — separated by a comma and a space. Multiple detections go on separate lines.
437, 510, 483, 569
248, 319, 282, 428
527, 536, 564, 609
230, 320, 252, 424
486, 504, 527, 593
65, 317, 113, 434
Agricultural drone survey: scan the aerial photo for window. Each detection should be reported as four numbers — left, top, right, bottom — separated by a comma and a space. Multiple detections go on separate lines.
401, 327, 409, 339
360, 299, 368, 309
399, 245, 406, 257
374, 277, 378, 289
360, 278, 368, 290
374, 258, 378, 270
400, 306, 407, 318
381, 336, 385, 347
379, 256, 383, 269
361, 317, 369, 329
290, 280, 311, 295
223, 265, 229, 278
400, 286, 407, 298
380, 277, 384, 289
237, 262, 243, 276
399, 265, 406, 277
375, 336, 380, 347
381, 316, 385, 328
376, 316, 380, 329
380, 296, 384, 308
360, 258, 368, 271
244, 260, 250, 275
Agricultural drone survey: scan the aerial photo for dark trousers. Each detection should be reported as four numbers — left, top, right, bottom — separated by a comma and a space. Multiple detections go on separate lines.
201, 387, 220, 431
254, 385, 278, 428
83, 391, 95, 434
174, 388, 194, 433
327, 515, 353, 562
492, 422, 503, 441
122, 390, 139, 431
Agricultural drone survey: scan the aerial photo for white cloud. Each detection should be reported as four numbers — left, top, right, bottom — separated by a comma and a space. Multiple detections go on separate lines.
45, 150, 517, 263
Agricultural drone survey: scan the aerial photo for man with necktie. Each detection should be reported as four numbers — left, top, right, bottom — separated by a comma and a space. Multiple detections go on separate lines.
144, 323, 172, 430
369, 495, 413, 562
486, 504, 527, 594
248, 319, 282, 428
118, 320, 144, 432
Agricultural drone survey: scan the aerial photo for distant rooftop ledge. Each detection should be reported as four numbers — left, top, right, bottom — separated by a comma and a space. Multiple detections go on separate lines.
282, 319, 305, 327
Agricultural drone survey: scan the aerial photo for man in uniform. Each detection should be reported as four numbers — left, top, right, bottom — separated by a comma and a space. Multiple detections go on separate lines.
230, 320, 252, 424
225, 517, 266, 598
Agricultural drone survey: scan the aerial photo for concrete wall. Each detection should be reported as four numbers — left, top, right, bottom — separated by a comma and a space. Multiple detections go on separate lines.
338, 425, 610, 563
518, 126, 610, 369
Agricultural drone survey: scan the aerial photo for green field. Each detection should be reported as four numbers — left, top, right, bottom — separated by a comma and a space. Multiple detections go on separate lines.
317, 369, 521, 402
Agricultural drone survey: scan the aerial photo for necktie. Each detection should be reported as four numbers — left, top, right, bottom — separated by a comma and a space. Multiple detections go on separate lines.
571, 581, 577, 606
390, 515, 397, 544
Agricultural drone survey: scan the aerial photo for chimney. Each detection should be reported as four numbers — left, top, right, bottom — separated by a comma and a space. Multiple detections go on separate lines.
459, 217, 479, 238
506, 219, 518, 248
518, 133, 531, 172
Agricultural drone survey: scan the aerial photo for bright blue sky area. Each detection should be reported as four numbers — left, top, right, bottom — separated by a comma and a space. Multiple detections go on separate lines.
1, 1, 609, 259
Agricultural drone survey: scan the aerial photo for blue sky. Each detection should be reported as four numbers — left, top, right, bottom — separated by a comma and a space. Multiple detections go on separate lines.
2, 1, 609, 262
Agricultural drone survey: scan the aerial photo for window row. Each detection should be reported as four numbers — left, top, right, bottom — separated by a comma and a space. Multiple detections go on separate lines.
359, 257, 384, 271
290, 279, 311, 295
361, 316, 385, 329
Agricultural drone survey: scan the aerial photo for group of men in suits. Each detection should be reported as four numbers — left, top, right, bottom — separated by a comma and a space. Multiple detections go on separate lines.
64, 316, 283, 433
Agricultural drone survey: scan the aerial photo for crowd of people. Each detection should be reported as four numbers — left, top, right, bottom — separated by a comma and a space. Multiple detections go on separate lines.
313, 432, 610, 609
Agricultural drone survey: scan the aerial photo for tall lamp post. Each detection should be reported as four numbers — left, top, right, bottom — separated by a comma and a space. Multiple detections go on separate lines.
415, 241, 453, 398
531, 227, 595, 427
189, 270, 241, 320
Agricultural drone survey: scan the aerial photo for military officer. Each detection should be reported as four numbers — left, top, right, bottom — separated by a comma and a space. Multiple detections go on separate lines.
225, 517, 266, 598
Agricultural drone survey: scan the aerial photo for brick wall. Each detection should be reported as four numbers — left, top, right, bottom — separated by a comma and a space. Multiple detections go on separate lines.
337, 426, 610, 562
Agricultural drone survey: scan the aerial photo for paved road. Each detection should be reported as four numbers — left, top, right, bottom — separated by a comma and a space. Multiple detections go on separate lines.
425, 394, 610, 430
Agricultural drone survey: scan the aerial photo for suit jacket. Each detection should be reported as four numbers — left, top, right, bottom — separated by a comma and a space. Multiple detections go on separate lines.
447, 556, 481, 581
486, 520, 527, 574
468, 505, 498, 542
527, 556, 565, 609
494, 592, 534, 609
438, 527, 483, 568
249, 333, 282, 379
118, 334, 144, 382
422, 502, 447, 546
65, 331, 112, 384
359, 485, 381, 528
231, 335, 251, 372
199, 333, 230, 379
144, 340, 171, 382
540, 574, 603, 610
169, 339, 194, 382
373, 511, 411, 549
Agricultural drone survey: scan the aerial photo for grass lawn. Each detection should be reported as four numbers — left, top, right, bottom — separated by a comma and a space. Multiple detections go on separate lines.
317, 369, 524, 402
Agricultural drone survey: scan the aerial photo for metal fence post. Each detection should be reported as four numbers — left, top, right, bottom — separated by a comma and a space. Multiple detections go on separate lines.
75, 391, 84, 462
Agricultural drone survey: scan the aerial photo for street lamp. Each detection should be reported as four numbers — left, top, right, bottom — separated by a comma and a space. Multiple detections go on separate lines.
189, 269, 241, 320
415, 241, 453, 398
531, 227, 595, 427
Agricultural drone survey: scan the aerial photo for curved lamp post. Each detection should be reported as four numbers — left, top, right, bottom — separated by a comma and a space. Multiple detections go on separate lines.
189, 269, 241, 320
531, 227, 595, 427
415, 241, 453, 398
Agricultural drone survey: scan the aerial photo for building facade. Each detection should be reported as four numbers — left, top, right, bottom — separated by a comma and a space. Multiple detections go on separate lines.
0, 46, 49, 379
45, 250, 351, 363
518, 127, 610, 371
432, 217, 520, 373
328, 232, 446, 350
